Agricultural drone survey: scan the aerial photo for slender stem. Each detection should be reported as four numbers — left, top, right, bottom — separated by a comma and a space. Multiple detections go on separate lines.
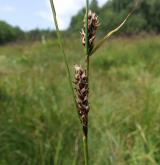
85, 0, 89, 56
84, 1, 89, 165
86, 56, 90, 84
49, 0, 77, 108
83, 125, 88, 165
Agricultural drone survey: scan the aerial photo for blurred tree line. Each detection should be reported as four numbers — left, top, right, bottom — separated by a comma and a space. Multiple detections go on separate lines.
0, 0, 160, 44
69, 0, 160, 35
0, 21, 24, 44
0, 21, 56, 44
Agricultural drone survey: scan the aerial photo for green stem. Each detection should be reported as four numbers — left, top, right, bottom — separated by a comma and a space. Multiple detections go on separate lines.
49, 0, 77, 108
83, 126, 88, 165
85, 0, 89, 56
84, 1, 89, 165
86, 56, 90, 84
85, 0, 90, 86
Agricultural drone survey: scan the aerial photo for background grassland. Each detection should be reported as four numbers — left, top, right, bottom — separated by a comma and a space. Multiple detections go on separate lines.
0, 35, 160, 165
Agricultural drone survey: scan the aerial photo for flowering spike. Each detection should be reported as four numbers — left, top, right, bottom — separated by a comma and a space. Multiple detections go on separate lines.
74, 65, 89, 127
81, 10, 99, 54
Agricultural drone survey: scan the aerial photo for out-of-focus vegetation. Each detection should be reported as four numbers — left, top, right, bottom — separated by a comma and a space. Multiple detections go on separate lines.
70, 0, 160, 35
0, 21, 24, 44
0, 0, 160, 164
0, 36, 160, 164
25, 29, 56, 41
1, 0, 160, 44
0, 21, 57, 44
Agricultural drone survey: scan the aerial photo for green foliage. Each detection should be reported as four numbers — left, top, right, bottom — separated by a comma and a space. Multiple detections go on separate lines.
90, 0, 99, 13
141, 0, 160, 32
123, 13, 147, 34
0, 21, 24, 44
0, 36, 160, 164
0, 21, 56, 44
69, 8, 85, 32
26, 29, 56, 41
69, 0, 160, 35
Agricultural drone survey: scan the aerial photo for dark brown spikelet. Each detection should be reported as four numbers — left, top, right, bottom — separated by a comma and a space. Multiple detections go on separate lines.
81, 10, 99, 53
74, 65, 89, 127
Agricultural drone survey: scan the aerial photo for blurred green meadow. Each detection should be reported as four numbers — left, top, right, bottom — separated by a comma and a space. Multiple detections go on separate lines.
0, 35, 160, 165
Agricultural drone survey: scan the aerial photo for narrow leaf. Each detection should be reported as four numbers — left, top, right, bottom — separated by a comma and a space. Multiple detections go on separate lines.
91, 1, 138, 55
85, 0, 89, 56
49, 0, 76, 107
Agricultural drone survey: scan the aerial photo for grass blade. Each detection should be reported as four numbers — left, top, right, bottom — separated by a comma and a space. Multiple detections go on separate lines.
49, 0, 76, 107
54, 133, 63, 165
83, 2, 89, 165
91, 1, 138, 55
91, 12, 132, 55
85, 0, 89, 56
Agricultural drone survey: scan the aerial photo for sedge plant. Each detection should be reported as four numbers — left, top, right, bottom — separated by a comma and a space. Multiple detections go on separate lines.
49, 0, 138, 164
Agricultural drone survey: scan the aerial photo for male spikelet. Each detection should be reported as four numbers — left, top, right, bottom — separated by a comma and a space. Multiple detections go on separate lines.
81, 10, 99, 54
74, 65, 89, 128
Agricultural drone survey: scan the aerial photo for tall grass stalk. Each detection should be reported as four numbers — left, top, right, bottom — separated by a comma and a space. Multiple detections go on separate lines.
49, 0, 76, 107
49, 0, 136, 164
83, 0, 89, 165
